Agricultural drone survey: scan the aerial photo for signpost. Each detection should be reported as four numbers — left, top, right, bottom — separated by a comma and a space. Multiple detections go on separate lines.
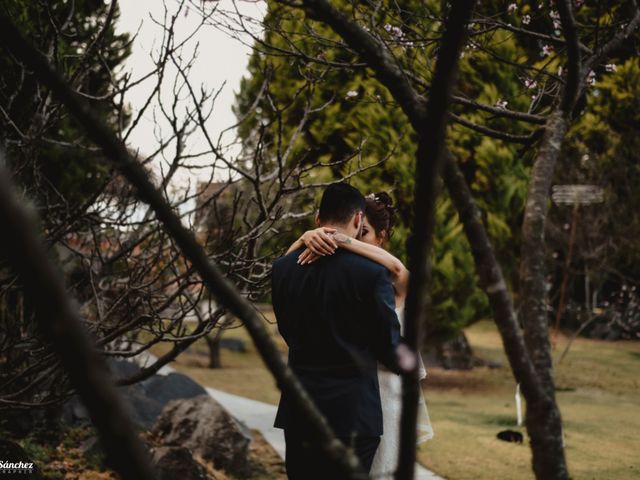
550, 185, 604, 345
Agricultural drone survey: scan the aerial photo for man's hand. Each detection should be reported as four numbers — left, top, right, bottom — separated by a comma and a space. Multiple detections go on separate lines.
300, 227, 338, 256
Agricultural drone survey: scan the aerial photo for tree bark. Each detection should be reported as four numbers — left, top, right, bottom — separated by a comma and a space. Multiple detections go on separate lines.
205, 333, 223, 369
0, 163, 155, 480
397, 3, 477, 479
518, 110, 570, 479
0, 13, 366, 479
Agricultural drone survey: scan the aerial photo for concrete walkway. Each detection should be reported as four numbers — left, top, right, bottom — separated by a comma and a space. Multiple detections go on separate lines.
206, 387, 443, 480
136, 352, 443, 479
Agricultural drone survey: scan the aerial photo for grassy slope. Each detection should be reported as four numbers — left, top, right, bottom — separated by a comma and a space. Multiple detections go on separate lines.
419, 322, 640, 479
152, 317, 640, 480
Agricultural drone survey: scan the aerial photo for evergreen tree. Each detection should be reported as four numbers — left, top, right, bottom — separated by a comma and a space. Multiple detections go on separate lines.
234, 1, 533, 344
0, 0, 131, 223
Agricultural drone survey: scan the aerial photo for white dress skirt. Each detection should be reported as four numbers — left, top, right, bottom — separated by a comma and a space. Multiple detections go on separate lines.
370, 306, 434, 478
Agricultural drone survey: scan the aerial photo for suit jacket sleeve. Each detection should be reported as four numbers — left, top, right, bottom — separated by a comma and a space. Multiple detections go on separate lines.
369, 267, 402, 373
271, 260, 290, 345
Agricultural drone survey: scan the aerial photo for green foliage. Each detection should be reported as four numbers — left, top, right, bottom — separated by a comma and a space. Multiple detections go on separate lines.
0, 0, 131, 222
234, 1, 536, 342
554, 56, 640, 294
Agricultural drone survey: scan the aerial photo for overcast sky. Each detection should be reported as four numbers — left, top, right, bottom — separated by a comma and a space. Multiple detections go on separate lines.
115, 0, 266, 191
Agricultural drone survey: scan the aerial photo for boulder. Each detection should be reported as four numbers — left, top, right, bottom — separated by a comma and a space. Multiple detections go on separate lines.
62, 360, 208, 429
151, 446, 209, 480
61, 396, 90, 424
153, 395, 251, 477
220, 338, 247, 353
142, 371, 208, 406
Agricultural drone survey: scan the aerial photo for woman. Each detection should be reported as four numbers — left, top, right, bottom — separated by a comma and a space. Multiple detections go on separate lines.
286, 192, 433, 477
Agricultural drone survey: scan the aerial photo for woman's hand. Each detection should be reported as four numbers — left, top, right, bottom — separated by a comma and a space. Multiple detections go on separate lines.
297, 248, 320, 265
300, 227, 338, 256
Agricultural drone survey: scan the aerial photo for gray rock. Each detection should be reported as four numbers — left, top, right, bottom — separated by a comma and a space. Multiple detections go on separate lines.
151, 446, 209, 480
153, 395, 251, 477
119, 388, 162, 429
62, 360, 208, 429
107, 358, 141, 378
61, 396, 89, 424
141, 371, 208, 406
220, 338, 246, 353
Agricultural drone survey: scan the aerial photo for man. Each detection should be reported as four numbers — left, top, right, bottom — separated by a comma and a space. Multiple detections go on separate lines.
271, 183, 405, 479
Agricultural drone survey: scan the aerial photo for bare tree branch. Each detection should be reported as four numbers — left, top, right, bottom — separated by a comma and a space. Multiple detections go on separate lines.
0, 159, 155, 480
396, 3, 477, 478
0, 10, 366, 479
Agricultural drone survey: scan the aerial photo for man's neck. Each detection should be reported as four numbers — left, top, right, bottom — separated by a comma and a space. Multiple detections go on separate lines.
320, 223, 352, 237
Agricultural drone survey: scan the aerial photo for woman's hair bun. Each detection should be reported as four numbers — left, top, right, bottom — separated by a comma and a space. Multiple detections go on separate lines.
373, 191, 394, 209
364, 191, 396, 240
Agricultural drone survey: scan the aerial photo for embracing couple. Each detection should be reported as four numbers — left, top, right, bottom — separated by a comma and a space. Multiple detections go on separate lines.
272, 183, 433, 479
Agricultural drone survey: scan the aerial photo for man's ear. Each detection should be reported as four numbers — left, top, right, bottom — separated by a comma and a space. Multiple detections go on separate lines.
353, 211, 363, 233
315, 212, 320, 226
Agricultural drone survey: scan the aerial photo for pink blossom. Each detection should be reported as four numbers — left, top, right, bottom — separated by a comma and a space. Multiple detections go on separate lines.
605, 64, 617, 73
522, 14, 531, 25
507, 3, 518, 14
541, 44, 553, 57
384, 23, 404, 40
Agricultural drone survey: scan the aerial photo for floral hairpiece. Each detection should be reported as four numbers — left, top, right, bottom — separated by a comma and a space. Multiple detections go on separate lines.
366, 192, 393, 208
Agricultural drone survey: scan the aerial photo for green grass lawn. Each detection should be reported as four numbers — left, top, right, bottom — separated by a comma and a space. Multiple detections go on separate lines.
418, 321, 640, 479
151, 316, 640, 479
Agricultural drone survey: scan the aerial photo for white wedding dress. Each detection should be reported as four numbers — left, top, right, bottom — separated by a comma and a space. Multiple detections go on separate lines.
370, 306, 434, 478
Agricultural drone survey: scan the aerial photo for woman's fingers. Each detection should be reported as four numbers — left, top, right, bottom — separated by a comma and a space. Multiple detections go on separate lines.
308, 239, 330, 256
299, 251, 316, 265
297, 249, 321, 265
329, 235, 339, 249
297, 249, 312, 264
315, 232, 337, 253
302, 228, 338, 255
321, 232, 338, 249
310, 236, 334, 255
300, 228, 340, 257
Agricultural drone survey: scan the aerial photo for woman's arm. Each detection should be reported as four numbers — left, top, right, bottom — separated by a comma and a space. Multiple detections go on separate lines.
285, 227, 337, 256
333, 233, 409, 299
285, 237, 305, 255
298, 231, 409, 300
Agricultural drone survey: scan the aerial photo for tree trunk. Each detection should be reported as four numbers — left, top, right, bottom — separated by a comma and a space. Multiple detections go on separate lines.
519, 111, 570, 479
443, 148, 568, 478
423, 332, 476, 370
205, 333, 222, 369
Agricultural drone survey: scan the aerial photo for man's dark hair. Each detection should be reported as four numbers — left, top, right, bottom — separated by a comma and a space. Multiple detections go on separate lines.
317, 183, 365, 225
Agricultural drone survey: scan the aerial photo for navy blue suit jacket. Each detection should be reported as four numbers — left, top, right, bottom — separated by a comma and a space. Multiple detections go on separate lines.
272, 248, 401, 437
